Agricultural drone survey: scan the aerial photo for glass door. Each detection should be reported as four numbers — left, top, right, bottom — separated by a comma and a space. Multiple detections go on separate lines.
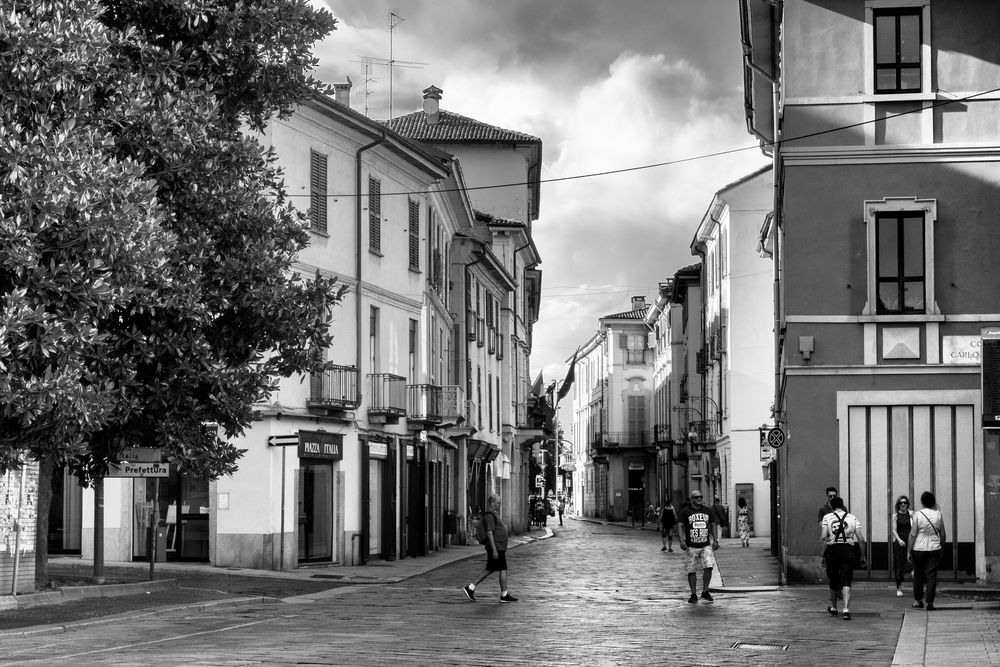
298, 460, 333, 562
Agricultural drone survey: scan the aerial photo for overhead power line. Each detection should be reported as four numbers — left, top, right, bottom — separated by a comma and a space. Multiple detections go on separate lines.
287, 86, 1000, 200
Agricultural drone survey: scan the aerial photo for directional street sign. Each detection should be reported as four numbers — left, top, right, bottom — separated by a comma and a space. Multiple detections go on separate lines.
759, 428, 775, 462
107, 461, 169, 478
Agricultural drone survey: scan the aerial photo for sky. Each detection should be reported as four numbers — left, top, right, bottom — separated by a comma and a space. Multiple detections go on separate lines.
309, 0, 771, 388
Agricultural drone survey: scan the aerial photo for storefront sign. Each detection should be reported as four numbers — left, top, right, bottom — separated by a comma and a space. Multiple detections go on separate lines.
943, 335, 981, 365
120, 447, 162, 463
298, 431, 343, 460
107, 461, 170, 477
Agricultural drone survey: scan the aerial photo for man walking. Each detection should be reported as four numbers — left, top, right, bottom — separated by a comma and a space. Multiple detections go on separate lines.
677, 490, 719, 603
463, 494, 517, 603
818, 487, 840, 523
557, 495, 566, 526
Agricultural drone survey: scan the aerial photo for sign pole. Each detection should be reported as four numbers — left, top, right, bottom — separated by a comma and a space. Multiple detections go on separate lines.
94, 476, 105, 584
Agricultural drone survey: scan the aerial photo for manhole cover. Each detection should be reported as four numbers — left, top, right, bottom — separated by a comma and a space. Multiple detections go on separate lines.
731, 642, 789, 652
310, 574, 345, 579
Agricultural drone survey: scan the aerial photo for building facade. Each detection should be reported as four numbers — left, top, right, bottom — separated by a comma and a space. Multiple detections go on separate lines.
690, 167, 774, 536
742, 0, 1000, 582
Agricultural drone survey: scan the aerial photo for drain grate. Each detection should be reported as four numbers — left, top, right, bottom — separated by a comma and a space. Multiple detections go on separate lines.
731, 642, 789, 652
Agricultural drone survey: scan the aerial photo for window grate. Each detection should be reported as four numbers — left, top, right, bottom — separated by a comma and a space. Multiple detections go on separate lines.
731, 642, 788, 652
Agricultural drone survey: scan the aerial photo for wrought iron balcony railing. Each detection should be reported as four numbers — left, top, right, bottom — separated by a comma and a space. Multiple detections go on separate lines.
685, 419, 718, 448
438, 385, 465, 423
367, 373, 406, 418
307, 365, 361, 410
407, 383, 442, 423
591, 431, 653, 449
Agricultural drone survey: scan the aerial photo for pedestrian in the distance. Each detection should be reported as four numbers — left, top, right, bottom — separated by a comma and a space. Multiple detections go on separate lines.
660, 498, 677, 552
818, 486, 841, 523
890, 495, 913, 597
908, 491, 946, 611
736, 497, 751, 548
463, 494, 517, 603
677, 490, 718, 603
820, 496, 867, 620
711, 495, 728, 541
557, 496, 566, 526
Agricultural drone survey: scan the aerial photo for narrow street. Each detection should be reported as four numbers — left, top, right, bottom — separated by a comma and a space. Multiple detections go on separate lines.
1, 520, 903, 666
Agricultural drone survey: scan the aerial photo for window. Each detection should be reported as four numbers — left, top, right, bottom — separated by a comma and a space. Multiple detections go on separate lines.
408, 199, 420, 271
863, 197, 937, 317
408, 319, 418, 383
369, 306, 380, 372
877, 212, 924, 313
873, 8, 922, 93
309, 150, 327, 233
368, 176, 381, 253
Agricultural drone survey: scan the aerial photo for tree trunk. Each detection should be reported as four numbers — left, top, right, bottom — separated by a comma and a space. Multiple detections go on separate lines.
34, 454, 53, 589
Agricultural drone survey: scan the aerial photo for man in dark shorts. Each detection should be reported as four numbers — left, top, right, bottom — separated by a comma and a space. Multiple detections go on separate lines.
820, 496, 867, 620
677, 490, 719, 603
463, 494, 517, 603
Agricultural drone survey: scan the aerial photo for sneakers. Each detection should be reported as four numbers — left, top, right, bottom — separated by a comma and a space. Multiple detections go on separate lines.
827, 606, 838, 616
701, 591, 714, 602
842, 611, 851, 621
896, 589, 904, 597
499, 594, 518, 603
926, 603, 936, 611
688, 594, 698, 603
912, 600, 924, 608
463, 585, 475, 601
668, 548, 673, 552
661, 546, 667, 551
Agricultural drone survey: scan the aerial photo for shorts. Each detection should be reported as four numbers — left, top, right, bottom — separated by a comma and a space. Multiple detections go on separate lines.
661, 523, 676, 537
485, 549, 508, 573
825, 543, 856, 589
684, 545, 717, 573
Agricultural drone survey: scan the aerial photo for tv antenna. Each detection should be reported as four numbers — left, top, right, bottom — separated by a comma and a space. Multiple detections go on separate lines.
352, 10, 426, 118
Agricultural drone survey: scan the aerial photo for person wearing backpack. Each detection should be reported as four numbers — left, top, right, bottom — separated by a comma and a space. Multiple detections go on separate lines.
907, 491, 947, 611
463, 494, 517, 603
820, 496, 867, 620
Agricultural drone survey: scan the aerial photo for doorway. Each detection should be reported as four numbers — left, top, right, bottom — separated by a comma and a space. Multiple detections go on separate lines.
132, 467, 209, 562
297, 460, 333, 563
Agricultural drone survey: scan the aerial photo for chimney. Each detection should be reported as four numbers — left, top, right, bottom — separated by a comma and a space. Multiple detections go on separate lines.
332, 76, 352, 108
631, 296, 647, 311
422, 85, 443, 125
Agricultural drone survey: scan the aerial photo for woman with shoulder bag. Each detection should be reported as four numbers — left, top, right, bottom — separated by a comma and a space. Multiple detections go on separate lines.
908, 491, 947, 611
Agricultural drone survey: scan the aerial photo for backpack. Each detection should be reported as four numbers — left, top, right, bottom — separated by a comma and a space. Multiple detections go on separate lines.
475, 510, 497, 544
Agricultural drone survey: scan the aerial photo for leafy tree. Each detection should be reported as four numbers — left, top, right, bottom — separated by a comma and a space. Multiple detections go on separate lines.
0, 0, 343, 582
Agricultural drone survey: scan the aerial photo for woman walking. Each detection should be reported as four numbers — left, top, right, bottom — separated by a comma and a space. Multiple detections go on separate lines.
890, 495, 913, 596
908, 491, 947, 611
660, 499, 677, 552
736, 497, 751, 547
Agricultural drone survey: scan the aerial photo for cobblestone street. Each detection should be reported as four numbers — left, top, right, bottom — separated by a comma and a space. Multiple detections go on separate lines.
0, 519, 912, 666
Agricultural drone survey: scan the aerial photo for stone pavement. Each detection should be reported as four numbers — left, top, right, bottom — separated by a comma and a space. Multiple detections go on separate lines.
3, 515, 999, 665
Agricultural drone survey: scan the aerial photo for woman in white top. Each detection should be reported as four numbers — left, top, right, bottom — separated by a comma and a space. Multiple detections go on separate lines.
907, 491, 947, 611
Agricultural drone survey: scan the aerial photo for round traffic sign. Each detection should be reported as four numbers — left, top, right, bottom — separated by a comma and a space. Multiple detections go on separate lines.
766, 427, 785, 448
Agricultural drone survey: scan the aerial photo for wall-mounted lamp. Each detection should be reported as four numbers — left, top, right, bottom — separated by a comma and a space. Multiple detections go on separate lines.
799, 335, 814, 361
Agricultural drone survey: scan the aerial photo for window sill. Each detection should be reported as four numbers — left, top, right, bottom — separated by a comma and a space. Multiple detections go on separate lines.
858, 313, 945, 323
409, 267, 422, 275
369, 249, 383, 258
310, 227, 330, 238
861, 92, 935, 104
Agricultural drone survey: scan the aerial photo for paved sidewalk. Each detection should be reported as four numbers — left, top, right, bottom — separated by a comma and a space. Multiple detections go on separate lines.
575, 513, 1000, 666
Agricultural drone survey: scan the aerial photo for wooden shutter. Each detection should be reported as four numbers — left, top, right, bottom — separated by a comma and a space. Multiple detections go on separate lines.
408, 199, 420, 270
310, 150, 327, 233
368, 176, 381, 252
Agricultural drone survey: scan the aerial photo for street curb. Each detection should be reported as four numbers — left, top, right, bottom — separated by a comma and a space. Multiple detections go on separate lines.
0, 595, 268, 638
0, 578, 178, 612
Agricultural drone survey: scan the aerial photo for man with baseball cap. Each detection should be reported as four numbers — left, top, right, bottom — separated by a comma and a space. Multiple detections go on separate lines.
677, 489, 719, 603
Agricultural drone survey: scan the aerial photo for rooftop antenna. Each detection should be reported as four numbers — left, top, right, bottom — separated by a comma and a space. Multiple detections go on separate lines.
353, 10, 426, 119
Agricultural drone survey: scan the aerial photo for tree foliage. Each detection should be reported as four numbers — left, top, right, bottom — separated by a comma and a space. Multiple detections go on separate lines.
0, 0, 343, 482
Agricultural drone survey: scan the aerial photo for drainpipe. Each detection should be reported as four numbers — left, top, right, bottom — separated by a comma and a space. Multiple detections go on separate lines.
355, 133, 387, 376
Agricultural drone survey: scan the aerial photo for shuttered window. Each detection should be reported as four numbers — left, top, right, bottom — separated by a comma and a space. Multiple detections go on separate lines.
368, 176, 381, 253
408, 199, 420, 270
310, 150, 327, 233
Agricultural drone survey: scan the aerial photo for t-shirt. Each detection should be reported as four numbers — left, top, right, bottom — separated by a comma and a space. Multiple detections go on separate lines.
712, 503, 728, 527
821, 510, 863, 545
912, 508, 944, 551
677, 506, 714, 548
483, 511, 508, 550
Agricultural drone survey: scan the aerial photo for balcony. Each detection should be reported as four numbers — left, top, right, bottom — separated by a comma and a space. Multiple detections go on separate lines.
367, 373, 406, 421
591, 431, 654, 451
407, 383, 442, 424
685, 420, 719, 449
465, 399, 479, 431
438, 385, 466, 424
307, 365, 361, 411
